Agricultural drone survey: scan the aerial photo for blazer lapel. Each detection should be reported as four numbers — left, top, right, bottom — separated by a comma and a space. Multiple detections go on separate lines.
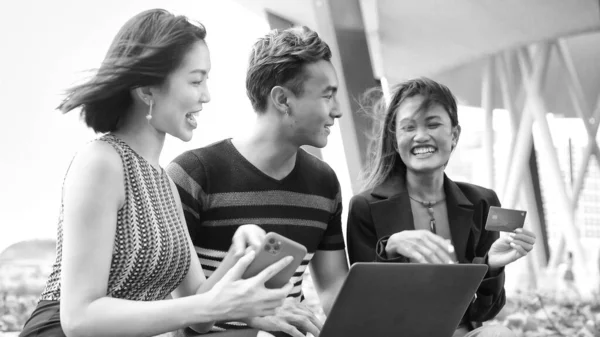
369, 174, 415, 238
444, 176, 476, 263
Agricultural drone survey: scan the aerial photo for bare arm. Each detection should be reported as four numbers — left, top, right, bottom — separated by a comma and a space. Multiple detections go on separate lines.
308, 249, 349, 315
59, 142, 221, 337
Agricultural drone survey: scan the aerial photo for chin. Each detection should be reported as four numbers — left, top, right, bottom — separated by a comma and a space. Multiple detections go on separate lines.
407, 163, 445, 175
311, 136, 329, 148
175, 131, 194, 142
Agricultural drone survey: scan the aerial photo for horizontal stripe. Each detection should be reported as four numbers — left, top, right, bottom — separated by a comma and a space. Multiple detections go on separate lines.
203, 218, 327, 230
166, 163, 209, 210
199, 258, 221, 268
209, 190, 336, 212
203, 205, 330, 223
194, 246, 228, 258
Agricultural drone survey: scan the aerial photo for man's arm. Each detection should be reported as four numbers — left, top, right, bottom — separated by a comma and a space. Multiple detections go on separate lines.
308, 249, 349, 315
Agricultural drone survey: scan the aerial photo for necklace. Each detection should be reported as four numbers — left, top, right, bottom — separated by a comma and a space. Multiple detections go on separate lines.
408, 195, 445, 234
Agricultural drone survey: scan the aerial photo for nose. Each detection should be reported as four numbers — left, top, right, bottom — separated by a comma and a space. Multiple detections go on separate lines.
414, 126, 430, 141
200, 87, 211, 104
330, 97, 342, 118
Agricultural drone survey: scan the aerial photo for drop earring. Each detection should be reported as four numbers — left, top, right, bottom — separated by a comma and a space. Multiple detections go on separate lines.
146, 99, 153, 122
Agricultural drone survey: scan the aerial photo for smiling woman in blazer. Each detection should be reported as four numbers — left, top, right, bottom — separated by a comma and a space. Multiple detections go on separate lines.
346, 78, 536, 337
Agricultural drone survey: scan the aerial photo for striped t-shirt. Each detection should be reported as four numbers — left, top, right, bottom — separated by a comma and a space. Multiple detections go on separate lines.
166, 139, 345, 332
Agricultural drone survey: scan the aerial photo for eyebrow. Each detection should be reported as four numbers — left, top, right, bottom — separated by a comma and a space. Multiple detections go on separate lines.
190, 69, 208, 75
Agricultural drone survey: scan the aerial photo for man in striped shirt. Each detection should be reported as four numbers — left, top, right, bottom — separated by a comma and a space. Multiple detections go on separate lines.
167, 26, 349, 337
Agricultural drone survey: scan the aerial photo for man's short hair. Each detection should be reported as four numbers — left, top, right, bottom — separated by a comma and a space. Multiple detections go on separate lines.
246, 26, 332, 113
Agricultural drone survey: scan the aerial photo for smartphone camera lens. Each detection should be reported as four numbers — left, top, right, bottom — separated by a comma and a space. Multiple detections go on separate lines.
268, 238, 276, 244
264, 244, 272, 252
273, 242, 281, 251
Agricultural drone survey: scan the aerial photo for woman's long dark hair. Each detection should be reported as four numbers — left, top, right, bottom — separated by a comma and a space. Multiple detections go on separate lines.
59, 9, 207, 133
360, 77, 459, 192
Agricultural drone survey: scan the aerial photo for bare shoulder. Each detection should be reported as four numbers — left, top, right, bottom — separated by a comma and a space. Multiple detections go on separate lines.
64, 140, 125, 206
68, 140, 123, 178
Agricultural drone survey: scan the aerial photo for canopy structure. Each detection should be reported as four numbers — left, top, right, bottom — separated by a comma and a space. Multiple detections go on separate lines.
233, 0, 600, 292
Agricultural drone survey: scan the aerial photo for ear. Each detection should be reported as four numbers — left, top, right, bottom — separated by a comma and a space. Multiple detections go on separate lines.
269, 86, 291, 114
134, 87, 153, 106
451, 124, 461, 150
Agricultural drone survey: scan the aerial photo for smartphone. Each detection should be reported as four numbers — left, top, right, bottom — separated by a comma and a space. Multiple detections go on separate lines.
484, 206, 527, 232
241, 232, 307, 289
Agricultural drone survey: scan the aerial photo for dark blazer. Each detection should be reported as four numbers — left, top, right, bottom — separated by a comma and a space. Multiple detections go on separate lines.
346, 172, 506, 325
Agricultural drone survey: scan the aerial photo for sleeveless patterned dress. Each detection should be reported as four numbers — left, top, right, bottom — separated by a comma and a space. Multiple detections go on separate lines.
20, 135, 191, 336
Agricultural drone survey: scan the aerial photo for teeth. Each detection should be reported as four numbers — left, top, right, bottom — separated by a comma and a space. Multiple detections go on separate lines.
412, 147, 435, 155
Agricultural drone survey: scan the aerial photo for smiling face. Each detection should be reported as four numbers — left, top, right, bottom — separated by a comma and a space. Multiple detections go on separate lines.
285, 60, 342, 148
150, 40, 211, 142
395, 95, 460, 175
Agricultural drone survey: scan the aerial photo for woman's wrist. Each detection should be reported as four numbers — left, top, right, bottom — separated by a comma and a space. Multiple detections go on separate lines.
190, 292, 222, 324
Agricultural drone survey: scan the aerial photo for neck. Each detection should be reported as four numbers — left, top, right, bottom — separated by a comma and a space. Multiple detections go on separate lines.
405, 169, 445, 202
231, 112, 298, 179
112, 108, 165, 169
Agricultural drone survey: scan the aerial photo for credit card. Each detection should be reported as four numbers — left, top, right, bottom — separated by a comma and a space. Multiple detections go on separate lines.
484, 206, 527, 232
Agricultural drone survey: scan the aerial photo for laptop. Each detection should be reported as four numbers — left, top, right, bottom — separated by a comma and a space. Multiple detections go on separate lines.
319, 263, 488, 337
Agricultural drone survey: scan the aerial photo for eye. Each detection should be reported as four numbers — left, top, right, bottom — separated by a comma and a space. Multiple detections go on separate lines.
323, 95, 333, 100
428, 123, 441, 129
402, 125, 415, 132
192, 80, 203, 86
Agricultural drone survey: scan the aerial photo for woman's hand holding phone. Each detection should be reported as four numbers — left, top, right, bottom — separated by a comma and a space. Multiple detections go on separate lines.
206, 250, 294, 321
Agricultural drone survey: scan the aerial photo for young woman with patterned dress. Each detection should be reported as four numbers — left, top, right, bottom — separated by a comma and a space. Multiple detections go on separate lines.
19, 9, 292, 337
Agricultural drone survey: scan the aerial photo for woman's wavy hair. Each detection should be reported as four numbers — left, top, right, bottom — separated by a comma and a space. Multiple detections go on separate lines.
59, 9, 207, 133
360, 77, 459, 191
246, 26, 332, 113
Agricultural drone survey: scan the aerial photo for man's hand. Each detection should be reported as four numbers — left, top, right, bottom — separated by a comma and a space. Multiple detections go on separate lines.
245, 298, 323, 337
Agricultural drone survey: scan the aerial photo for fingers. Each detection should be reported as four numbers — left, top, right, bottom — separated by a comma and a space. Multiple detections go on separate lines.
279, 322, 306, 337
426, 232, 456, 257
510, 239, 533, 253
232, 224, 266, 256
246, 225, 266, 251
223, 250, 256, 281
512, 229, 536, 244
421, 234, 455, 264
509, 241, 528, 256
254, 256, 293, 284
294, 316, 320, 337
305, 309, 324, 331
231, 235, 247, 257
412, 243, 444, 264
407, 232, 454, 264
407, 250, 428, 264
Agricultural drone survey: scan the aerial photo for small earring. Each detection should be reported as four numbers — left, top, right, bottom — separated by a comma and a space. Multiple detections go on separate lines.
146, 100, 153, 122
